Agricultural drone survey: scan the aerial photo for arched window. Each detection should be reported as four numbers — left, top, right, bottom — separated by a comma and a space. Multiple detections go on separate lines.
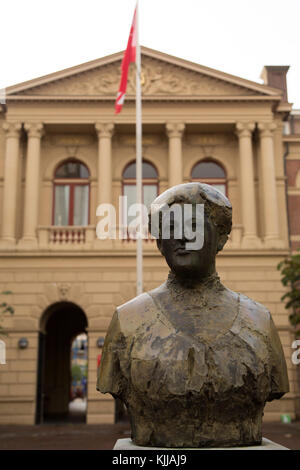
53, 160, 90, 226
123, 160, 158, 213
191, 159, 227, 195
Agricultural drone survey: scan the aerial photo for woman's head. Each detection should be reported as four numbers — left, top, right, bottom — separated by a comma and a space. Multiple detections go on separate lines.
149, 183, 232, 280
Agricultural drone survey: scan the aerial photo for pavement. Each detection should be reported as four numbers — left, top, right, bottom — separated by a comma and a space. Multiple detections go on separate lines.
0, 420, 300, 450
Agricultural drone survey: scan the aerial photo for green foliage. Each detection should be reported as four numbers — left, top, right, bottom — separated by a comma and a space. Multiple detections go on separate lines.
71, 364, 83, 382
0, 291, 14, 337
82, 364, 88, 379
278, 249, 300, 336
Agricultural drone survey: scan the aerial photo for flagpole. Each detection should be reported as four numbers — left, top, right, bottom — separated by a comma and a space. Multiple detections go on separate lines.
135, 0, 143, 296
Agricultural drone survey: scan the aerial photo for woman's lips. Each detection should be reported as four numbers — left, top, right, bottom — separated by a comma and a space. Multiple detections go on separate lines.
174, 247, 192, 254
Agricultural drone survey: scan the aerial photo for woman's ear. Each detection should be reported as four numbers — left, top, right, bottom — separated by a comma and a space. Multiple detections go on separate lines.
217, 234, 228, 252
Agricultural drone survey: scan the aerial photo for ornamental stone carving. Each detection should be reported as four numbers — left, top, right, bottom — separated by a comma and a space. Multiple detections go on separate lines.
3, 122, 22, 138
24, 122, 44, 138
258, 122, 277, 137
236, 122, 255, 138
50, 135, 95, 147
18, 57, 258, 98
58, 283, 71, 300
118, 135, 162, 147
166, 122, 185, 139
95, 122, 114, 139
33, 283, 93, 327
187, 134, 234, 147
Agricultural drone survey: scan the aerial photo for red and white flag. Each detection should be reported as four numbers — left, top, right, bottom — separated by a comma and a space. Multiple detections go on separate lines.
115, 6, 137, 114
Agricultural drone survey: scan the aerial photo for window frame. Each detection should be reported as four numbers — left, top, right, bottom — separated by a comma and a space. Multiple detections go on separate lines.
190, 159, 227, 196
52, 159, 90, 226
122, 160, 159, 205
122, 160, 159, 240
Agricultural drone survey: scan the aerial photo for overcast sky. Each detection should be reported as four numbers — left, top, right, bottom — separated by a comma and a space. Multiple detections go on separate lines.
1, 0, 300, 107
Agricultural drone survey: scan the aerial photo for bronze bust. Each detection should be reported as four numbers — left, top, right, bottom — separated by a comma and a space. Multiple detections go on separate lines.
97, 183, 289, 448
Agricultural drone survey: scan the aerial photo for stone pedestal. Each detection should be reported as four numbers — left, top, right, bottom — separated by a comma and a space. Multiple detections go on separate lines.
113, 437, 288, 450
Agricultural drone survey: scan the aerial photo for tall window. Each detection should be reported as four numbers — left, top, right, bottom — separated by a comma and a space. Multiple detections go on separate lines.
123, 160, 158, 207
53, 160, 90, 226
123, 161, 158, 228
191, 159, 227, 195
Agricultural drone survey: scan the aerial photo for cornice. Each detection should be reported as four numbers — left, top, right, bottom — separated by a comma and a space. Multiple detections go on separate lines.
283, 135, 300, 143
5, 94, 282, 103
5, 46, 283, 99
0, 249, 291, 258
141, 47, 282, 96
5, 52, 124, 96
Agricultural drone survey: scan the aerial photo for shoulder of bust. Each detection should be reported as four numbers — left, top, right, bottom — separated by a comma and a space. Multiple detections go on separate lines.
237, 291, 271, 334
116, 291, 158, 335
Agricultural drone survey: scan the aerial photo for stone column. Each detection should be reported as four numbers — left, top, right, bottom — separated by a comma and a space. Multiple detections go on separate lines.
258, 122, 281, 247
0, 122, 22, 246
236, 122, 261, 248
19, 123, 44, 248
166, 123, 185, 188
95, 123, 114, 207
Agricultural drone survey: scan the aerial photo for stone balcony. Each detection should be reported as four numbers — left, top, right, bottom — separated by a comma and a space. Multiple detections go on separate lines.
37, 226, 96, 250
35, 224, 246, 252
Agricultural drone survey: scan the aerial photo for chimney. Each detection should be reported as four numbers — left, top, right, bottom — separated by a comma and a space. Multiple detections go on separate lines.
260, 66, 290, 102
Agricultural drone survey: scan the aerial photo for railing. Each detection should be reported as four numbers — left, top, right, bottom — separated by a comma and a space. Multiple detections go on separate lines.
51, 227, 86, 244
36, 224, 250, 251
38, 226, 95, 249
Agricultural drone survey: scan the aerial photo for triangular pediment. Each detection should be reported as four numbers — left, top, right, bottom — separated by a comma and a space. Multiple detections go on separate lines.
6, 47, 282, 101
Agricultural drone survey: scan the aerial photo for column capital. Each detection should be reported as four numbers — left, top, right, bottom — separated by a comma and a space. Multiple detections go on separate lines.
24, 122, 44, 138
258, 121, 277, 137
3, 122, 22, 138
166, 122, 185, 138
235, 121, 255, 138
95, 122, 114, 138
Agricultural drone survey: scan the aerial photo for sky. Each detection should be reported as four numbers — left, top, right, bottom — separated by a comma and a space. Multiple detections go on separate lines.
1, 0, 300, 107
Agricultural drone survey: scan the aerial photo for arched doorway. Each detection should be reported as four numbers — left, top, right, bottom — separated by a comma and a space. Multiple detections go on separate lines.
36, 301, 88, 423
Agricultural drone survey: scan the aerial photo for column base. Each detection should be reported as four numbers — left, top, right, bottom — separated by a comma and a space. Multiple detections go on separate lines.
241, 235, 263, 249
17, 237, 38, 250
0, 238, 16, 250
263, 237, 286, 249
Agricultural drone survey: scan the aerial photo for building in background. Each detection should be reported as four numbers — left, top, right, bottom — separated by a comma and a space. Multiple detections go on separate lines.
285, 109, 300, 252
70, 333, 88, 401
0, 47, 299, 424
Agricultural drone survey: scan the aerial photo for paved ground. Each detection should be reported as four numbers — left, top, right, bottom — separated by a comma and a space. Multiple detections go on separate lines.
0, 420, 300, 450
0, 421, 131, 450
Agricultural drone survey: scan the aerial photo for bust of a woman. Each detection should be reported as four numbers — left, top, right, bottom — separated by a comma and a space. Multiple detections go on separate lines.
97, 183, 289, 448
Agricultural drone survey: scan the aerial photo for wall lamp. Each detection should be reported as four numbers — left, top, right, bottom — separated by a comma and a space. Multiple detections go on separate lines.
96, 337, 105, 348
18, 338, 29, 349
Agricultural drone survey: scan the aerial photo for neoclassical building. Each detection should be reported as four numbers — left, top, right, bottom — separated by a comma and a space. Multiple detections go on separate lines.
0, 47, 298, 424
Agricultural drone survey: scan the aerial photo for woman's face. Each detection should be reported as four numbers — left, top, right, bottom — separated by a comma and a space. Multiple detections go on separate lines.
158, 203, 218, 280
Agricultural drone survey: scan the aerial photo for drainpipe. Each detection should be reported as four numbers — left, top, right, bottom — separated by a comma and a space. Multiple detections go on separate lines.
283, 141, 291, 250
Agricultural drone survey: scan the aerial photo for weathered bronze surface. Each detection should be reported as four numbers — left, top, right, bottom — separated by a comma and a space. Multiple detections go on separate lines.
97, 183, 289, 448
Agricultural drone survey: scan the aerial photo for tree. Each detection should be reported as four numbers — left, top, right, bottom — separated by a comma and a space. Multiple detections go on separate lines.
278, 249, 300, 336
71, 364, 83, 383
0, 291, 14, 337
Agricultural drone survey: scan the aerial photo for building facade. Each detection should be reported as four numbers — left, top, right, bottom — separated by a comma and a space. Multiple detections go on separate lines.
0, 47, 299, 424
285, 109, 300, 252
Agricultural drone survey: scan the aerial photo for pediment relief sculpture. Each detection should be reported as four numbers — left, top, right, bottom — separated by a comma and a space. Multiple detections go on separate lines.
16, 57, 259, 98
